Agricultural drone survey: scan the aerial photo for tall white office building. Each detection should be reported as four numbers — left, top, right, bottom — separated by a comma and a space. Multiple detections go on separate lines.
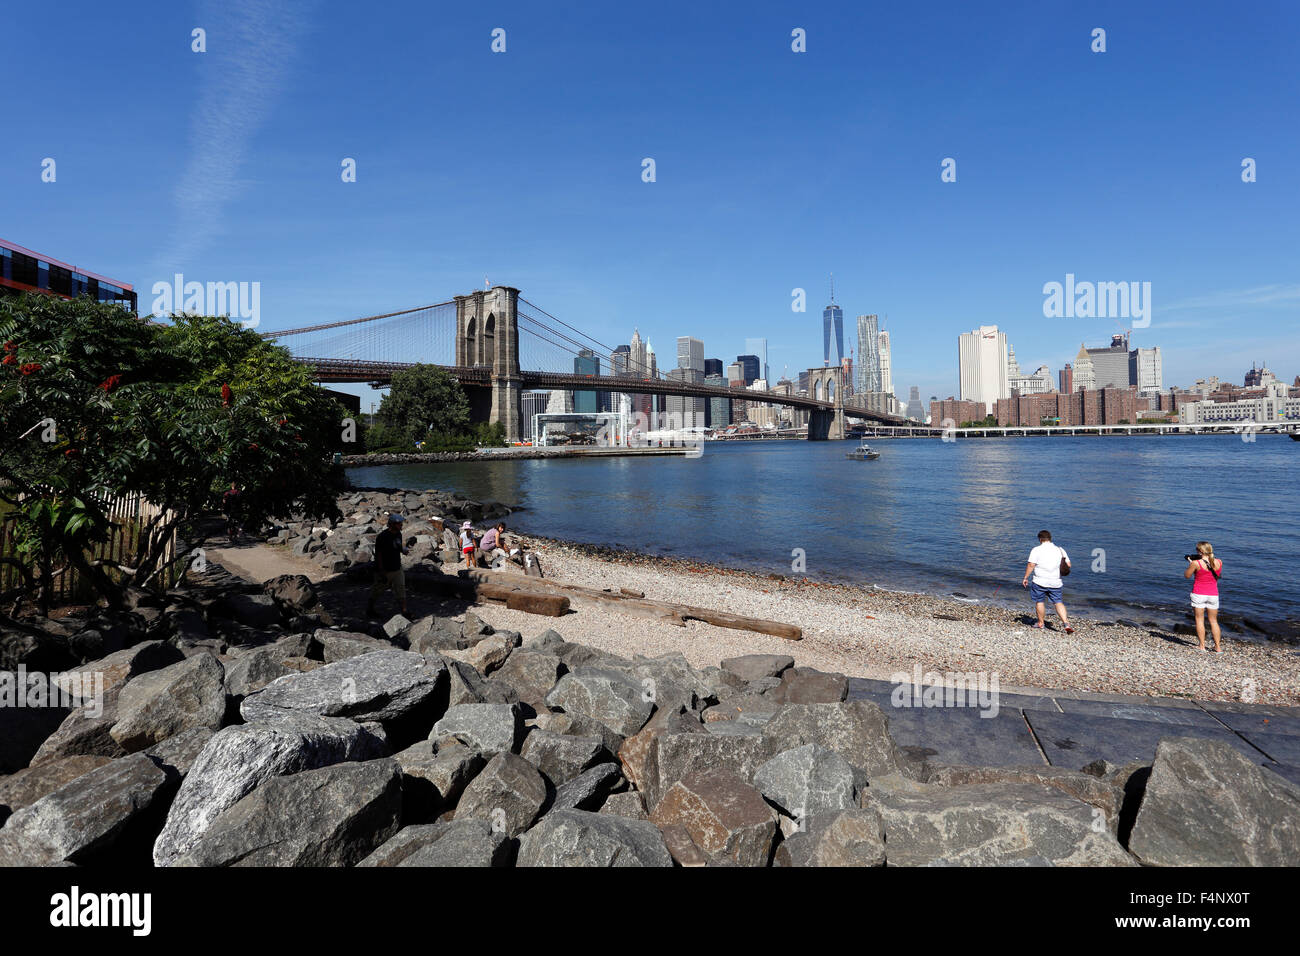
855, 314, 882, 394
958, 325, 1009, 414
676, 336, 704, 372
1131, 346, 1163, 393
877, 329, 892, 395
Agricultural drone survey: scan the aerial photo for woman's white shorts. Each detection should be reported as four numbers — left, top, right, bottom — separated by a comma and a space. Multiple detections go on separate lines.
1190, 593, 1220, 610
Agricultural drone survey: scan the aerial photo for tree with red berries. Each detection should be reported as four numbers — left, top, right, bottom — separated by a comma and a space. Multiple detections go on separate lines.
0, 294, 347, 614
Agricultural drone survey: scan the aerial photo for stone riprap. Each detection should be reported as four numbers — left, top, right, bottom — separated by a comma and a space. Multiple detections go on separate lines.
2, 558, 1298, 867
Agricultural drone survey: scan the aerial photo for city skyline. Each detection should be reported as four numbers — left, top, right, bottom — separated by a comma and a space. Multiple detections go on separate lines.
4, 2, 1297, 404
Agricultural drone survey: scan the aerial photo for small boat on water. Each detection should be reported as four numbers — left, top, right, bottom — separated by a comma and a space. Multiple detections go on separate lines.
846, 440, 881, 460
1291, 432, 1300, 441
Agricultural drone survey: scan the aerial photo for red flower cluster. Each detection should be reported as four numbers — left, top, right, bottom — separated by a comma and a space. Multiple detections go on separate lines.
221, 383, 233, 407
1, 355, 13, 366
19, 363, 41, 375
99, 374, 122, 392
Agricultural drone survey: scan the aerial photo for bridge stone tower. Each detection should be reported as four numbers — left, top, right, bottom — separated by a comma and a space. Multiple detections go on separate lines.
455, 286, 522, 443
806, 366, 846, 440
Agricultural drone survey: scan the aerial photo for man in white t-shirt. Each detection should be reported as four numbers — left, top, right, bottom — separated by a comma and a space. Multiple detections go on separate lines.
1022, 529, 1074, 633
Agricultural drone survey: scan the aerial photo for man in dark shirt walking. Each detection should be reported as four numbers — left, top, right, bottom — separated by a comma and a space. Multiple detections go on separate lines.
367, 513, 408, 618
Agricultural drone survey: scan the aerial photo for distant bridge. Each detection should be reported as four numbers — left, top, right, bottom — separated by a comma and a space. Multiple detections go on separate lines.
261, 287, 905, 442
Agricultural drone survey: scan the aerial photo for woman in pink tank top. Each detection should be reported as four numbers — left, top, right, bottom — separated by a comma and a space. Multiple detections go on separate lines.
1183, 540, 1223, 653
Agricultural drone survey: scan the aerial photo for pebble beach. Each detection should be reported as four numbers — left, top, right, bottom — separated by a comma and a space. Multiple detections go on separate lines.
466, 535, 1300, 707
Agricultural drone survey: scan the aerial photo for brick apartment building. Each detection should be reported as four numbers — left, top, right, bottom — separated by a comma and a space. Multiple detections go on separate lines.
930, 397, 984, 425
994, 386, 1143, 426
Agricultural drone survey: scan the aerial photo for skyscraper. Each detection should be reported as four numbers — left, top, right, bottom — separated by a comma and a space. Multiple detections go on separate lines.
958, 326, 1009, 415
744, 338, 769, 384
1072, 344, 1096, 391
905, 386, 924, 421
855, 314, 882, 393
573, 349, 601, 413
736, 354, 760, 385
1059, 364, 1073, 394
676, 336, 704, 372
823, 276, 844, 367
878, 329, 892, 396
1130, 346, 1162, 393
1086, 333, 1131, 388
610, 343, 632, 415
704, 357, 723, 378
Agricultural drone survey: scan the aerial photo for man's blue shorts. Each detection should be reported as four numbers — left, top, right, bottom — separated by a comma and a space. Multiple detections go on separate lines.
1029, 582, 1063, 604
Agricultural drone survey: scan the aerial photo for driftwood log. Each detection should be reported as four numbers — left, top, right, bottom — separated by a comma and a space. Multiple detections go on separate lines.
463, 569, 802, 641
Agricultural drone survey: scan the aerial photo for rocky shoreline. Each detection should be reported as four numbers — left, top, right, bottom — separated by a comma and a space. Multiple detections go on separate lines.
3, 556, 1296, 866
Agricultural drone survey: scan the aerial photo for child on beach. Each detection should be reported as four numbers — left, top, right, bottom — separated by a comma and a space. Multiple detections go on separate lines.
460, 521, 477, 569
1184, 541, 1223, 653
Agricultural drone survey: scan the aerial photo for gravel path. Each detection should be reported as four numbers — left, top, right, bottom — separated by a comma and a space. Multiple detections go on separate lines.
467, 539, 1300, 706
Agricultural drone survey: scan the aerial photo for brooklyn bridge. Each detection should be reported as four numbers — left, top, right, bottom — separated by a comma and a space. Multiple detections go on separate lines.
261, 286, 908, 443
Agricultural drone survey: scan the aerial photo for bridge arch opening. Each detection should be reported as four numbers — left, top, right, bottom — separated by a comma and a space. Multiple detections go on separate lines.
465, 315, 477, 365
484, 313, 496, 367
827, 379, 836, 402
813, 380, 822, 401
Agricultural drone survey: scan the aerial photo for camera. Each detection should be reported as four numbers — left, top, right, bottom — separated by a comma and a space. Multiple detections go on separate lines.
1185, 554, 1199, 561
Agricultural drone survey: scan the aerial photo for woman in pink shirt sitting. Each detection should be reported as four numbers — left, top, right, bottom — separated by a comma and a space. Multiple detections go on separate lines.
1183, 540, 1223, 653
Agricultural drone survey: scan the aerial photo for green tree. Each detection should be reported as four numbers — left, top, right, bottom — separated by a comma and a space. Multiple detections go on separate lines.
0, 295, 347, 612
377, 364, 471, 446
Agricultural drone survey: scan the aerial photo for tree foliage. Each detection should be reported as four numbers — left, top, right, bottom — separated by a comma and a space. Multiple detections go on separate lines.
0, 294, 347, 612
376, 364, 472, 447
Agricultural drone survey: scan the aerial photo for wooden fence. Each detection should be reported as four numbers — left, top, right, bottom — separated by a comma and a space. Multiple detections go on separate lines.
0, 493, 184, 605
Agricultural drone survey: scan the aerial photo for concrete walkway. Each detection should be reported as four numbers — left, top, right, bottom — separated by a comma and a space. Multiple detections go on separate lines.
848, 677, 1300, 785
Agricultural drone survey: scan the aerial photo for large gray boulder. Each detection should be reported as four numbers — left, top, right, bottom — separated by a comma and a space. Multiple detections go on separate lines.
2, 753, 175, 864
520, 730, 608, 784
454, 752, 548, 837
223, 647, 291, 698
545, 667, 656, 737
0, 755, 114, 826
773, 808, 887, 867
492, 649, 563, 707
861, 782, 1136, 866
616, 704, 706, 794
1128, 736, 1300, 866
761, 701, 900, 779
517, 809, 673, 867
720, 654, 795, 682
443, 657, 514, 707
29, 688, 127, 765
754, 744, 858, 820
174, 759, 402, 866
153, 713, 387, 866
144, 726, 217, 779
240, 650, 445, 725
928, 764, 1126, 834
650, 769, 779, 867
359, 819, 513, 867
314, 629, 390, 663
432, 703, 521, 755
109, 654, 226, 752
392, 740, 486, 821
606, 653, 715, 712
641, 730, 776, 812
771, 667, 849, 704
550, 763, 624, 812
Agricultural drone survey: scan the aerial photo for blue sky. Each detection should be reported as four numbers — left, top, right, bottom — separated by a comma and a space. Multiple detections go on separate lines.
4, 0, 1298, 403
